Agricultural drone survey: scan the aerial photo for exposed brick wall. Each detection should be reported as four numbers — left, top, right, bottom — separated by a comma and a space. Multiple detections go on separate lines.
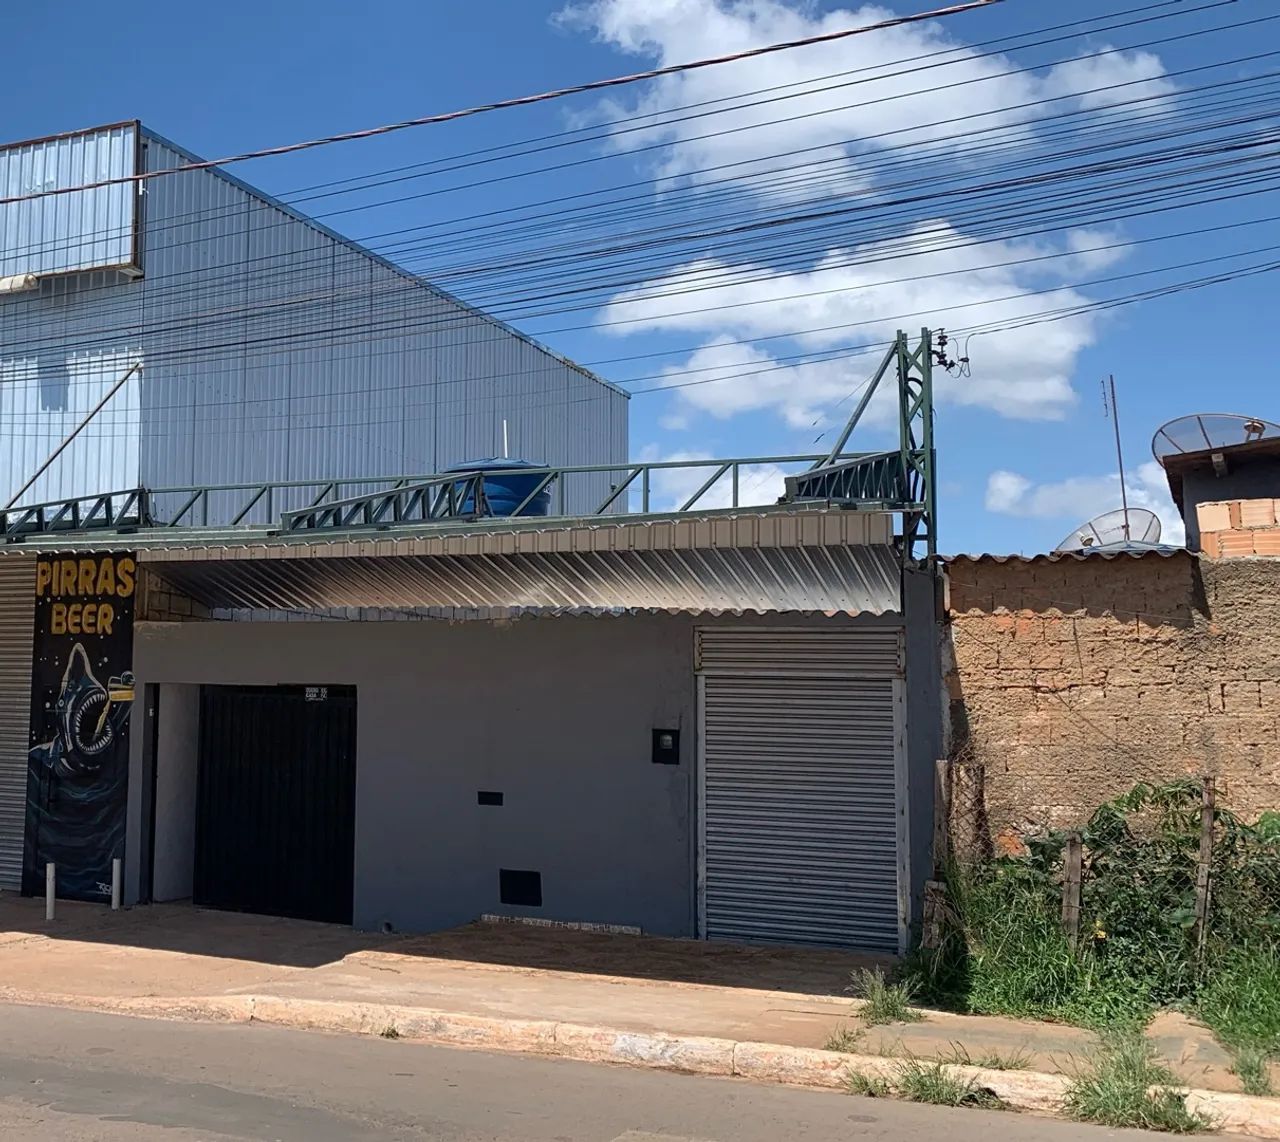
1198, 498, 1280, 558
945, 551, 1280, 842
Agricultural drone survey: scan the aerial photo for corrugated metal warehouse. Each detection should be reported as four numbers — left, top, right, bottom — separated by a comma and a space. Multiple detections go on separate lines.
0, 119, 944, 953
0, 122, 628, 515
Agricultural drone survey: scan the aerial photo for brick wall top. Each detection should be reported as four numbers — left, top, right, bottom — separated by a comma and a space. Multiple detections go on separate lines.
945, 551, 1199, 624
944, 549, 1280, 833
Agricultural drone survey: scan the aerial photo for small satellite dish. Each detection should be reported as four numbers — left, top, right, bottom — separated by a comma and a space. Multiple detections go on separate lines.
1152, 413, 1280, 466
1053, 507, 1162, 553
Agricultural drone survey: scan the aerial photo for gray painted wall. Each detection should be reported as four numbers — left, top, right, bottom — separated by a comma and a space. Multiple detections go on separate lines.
151, 684, 200, 902
902, 567, 944, 929
125, 608, 937, 943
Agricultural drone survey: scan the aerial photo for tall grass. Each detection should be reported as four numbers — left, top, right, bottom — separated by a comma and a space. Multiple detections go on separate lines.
904, 859, 1152, 1029
1064, 1033, 1213, 1134
906, 782, 1280, 1054
1196, 941, 1280, 1095
846, 1056, 1001, 1109
849, 967, 923, 1026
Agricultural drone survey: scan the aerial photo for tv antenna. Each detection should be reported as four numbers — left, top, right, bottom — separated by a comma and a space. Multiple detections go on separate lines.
1102, 375, 1132, 542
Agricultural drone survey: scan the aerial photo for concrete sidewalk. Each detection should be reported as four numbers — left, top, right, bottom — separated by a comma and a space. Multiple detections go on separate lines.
0, 895, 1275, 1137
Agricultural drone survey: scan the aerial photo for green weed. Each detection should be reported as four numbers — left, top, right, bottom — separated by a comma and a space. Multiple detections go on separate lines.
845, 1057, 1000, 1109
904, 780, 1280, 1048
893, 1056, 1003, 1109
936, 1041, 1032, 1071
846, 1070, 891, 1098
1063, 1033, 1213, 1135
1230, 1046, 1274, 1098
380, 1024, 400, 1040
824, 1026, 865, 1053
1197, 943, 1280, 1056
849, 967, 923, 1027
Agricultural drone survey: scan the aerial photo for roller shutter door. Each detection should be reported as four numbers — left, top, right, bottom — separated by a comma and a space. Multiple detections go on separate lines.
0, 558, 34, 890
697, 628, 903, 951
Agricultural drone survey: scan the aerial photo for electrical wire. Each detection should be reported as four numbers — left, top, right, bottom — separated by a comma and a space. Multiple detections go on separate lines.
5, 63, 1274, 355
1, 6, 1257, 276
0, 0, 1004, 207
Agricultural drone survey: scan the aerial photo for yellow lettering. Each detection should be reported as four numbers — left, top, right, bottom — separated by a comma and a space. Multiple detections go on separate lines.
95, 558, 116, 596
34, 562, 51, 598
97, 603, 114, 635
56, 561, 74, 595
50, 603, 66, 635
77, 560, 96, 596
66, 604, 82, 636
81, 604, 97, 635
116, 558, 135, 599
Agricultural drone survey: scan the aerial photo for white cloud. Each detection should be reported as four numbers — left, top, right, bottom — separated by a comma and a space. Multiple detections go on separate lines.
558, 1, 1173, 435
1041, 48, 1176, 114
985, 470, 1030, 514
559, 1, 1175, 195
637, 446, 794, 510
985, 459, 1186, 546
608, 222, 1098, 425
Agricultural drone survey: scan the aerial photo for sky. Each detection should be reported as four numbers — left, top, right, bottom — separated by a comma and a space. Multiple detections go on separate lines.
3, 0, 1278, 554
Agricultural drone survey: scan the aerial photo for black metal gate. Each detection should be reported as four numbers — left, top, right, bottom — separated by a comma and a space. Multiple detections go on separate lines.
194, 685, 356, 924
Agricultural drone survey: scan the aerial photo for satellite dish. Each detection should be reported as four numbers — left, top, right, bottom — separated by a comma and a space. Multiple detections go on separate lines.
1053, 507, 1162, 553
1152, 413, 1280, 466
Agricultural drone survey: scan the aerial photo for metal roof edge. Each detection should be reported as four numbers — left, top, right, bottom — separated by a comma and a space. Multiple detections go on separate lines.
136, 125, 628, 400
0, 120, 140, 152
940, 547, 1192, 565
0, 503, 897, 556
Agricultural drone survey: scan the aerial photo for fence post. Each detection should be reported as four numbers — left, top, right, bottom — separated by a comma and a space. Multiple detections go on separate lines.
922, 760, 952, 949
1194, 775, 1215, 958
932, 758, 952, 874
1062, 832, 1083, 946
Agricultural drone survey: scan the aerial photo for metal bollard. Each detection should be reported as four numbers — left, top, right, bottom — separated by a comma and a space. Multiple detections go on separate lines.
45, 862, 55, 921
111, 858, 121, 911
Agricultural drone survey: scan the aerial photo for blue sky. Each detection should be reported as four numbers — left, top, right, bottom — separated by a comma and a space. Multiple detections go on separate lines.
4, 0, 1277, 553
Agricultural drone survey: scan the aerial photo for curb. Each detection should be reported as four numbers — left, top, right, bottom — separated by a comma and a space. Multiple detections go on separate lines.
3, 988, 1278, 1138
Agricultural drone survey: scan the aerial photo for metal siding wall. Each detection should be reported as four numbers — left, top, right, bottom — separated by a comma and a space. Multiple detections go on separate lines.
0, 556, 34, 889
0, 276, 143, 505
132, 136, 625, 521
140, 156, 248, 521
0, 126, 137, 278
698, 628, 903, 950
0, 129, 625, 519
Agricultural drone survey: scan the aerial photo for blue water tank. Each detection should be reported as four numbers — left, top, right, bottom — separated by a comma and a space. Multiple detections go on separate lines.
443, 459, 551, 517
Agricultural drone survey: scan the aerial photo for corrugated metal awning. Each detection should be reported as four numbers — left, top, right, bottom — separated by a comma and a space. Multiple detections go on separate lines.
130, 509, 901, 616
148, 544, 900, 616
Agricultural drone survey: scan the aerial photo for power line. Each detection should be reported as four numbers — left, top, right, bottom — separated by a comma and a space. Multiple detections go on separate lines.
1, 0, 1241, 270
5, 238, 1277, 440
6, 154, 1277, 388
6, 69, 1275, 361
2, 41, 1269, 321
278, 0, 1205, 205
0, 0, 1004, 208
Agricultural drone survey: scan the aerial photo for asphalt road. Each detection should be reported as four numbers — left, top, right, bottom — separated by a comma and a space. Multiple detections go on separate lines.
0, 1005, 1205, 1141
